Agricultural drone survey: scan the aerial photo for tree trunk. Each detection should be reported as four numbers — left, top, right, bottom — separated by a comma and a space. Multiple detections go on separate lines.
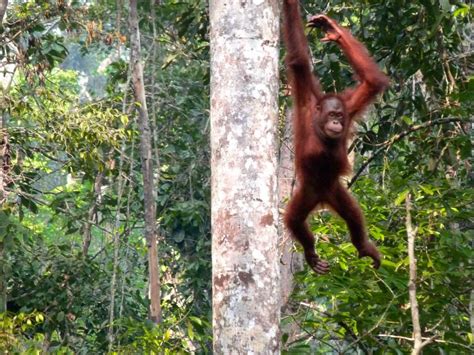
129, 0, 161, 324
0, 0, 8, 24
82, 172, 103, 256
210, 1, 281, 353
406, 194, 424, 355
107, 161, 126, 350
0, 125, 10, 312
470, 290, 474, 338
0, 240, 5, 313
0, 0, 10, 308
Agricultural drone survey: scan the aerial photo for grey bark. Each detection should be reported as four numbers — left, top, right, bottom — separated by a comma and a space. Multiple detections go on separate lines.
406, 194, 433, 354
210, 1, 281, 353
0, 0, 7, 24
470, 290, 474, 339
0, 240, 5, 313
107, 161, 126, 350
129, 0, 161, 324
82, 172, 103, 256
0, 0, 10, 307
0, 126, 10, 312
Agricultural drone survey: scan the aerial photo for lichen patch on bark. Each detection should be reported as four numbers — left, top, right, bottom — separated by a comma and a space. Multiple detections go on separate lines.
210, 0, 281, 353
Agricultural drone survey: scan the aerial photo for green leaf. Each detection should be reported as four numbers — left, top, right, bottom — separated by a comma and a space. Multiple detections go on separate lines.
56, 312, 65, 322
453, 5, 470, 18
402, 115, 413, 125
439, 0, 450, 12
420, 185, 435, 196
189, 316, 203, 326
394, 190, 409, 206
187, 321, 194, 340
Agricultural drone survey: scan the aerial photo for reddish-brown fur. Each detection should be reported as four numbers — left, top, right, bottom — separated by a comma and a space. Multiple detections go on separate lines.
283, 0, 389, 274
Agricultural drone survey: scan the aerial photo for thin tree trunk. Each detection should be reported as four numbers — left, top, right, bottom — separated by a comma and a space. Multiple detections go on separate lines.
210, 1, 281, 353
149, 0, 161, 176
0, 125, 10, 313
0, 0, 8, 24
107, 202, 122, 351
41, 331, 51, 353
0, 0, 11, 308
470, 290, 474, 338
0, 240, 5, 313
107, 147, 127, 351
406, 194, 432, 354
129, 0, 161, 324
119, 140, 136, 325
82, 172, 103, 256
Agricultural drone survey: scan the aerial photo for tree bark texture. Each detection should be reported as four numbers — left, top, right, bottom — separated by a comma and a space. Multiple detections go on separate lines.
0, 0, 7, 24
0, 128, 10, 312
129, 0, 161, 324
0, 240, 5, 313
82, 172, 103, 256
406, 194, 423, 355
210, 1, 281, 353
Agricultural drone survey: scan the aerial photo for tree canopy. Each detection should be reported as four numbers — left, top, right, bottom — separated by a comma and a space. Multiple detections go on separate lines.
0, 0, 472, 353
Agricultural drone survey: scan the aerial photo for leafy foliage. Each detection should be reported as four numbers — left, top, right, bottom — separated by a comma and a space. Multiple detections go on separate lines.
282, 0, 473, 353
0, 311, 47, 353
0, 0, 472, 353
2, 0, 211, 352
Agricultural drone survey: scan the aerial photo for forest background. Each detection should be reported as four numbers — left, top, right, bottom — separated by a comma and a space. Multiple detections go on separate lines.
0, 0, 472, 353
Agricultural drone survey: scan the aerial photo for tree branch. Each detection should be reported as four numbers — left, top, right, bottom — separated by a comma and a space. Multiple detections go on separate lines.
376, 334, 472, 350
406, 193, 425, 355
341, 292, 399, 353
299, 301, 370, 354
348, 117, 469, 188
